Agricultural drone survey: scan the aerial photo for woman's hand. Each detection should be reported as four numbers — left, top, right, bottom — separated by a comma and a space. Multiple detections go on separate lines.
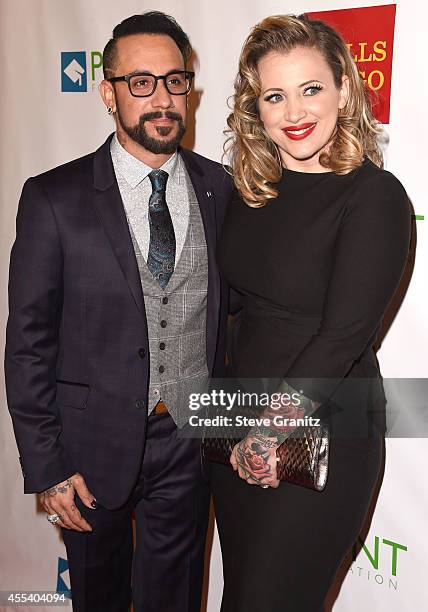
231, 434, 280, 488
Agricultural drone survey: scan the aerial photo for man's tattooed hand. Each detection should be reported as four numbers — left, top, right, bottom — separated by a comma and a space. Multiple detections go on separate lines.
38, 473, 96, 532
44, 478, 73, 497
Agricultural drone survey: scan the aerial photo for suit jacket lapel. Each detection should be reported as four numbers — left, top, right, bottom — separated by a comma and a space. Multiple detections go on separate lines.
92, 134, 145, 316
180, 148, 220, 373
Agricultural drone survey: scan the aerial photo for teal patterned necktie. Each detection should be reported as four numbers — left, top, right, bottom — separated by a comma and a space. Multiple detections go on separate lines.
147, 169, 176, 289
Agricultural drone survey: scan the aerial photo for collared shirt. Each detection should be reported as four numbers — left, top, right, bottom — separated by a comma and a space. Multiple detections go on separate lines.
110, 133, 190, 262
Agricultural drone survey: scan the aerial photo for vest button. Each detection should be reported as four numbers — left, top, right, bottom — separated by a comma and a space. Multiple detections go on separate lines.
162, 296, 169, 305
160, 320, 167, 328
159, 365, 165, 374
135, 399, 146, 410
159, 342, 166, 350
138, 348, 146, 359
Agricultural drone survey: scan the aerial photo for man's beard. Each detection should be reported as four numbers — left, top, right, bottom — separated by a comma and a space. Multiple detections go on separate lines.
118, 109, 186, 154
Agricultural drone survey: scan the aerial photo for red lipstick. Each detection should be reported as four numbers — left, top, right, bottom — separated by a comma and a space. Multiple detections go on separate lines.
282, 122, 316, 141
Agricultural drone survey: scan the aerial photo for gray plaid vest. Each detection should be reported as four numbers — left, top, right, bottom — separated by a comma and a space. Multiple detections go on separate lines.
128, 170, 209, 426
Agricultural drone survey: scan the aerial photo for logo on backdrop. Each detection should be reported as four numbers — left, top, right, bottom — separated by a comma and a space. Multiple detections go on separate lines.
306, 5, 397, 124
56, 557, 71, 599
61, 50, 103, 93
345, 533, 408, 591
61, 52, 87, 92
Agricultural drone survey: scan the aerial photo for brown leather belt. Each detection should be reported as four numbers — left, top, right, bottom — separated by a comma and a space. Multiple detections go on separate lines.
150, 400, 169, 416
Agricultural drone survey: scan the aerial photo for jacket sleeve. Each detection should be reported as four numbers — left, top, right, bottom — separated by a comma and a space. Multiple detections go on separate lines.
4, 177, 76, 493
284, 171, 411, 401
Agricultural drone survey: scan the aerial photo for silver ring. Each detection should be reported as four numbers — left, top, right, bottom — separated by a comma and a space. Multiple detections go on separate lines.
261, 484, 269, 489
47, 513, 62, 525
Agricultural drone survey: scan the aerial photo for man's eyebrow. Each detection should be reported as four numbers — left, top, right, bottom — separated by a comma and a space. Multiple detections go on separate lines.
126, 68, 186, 75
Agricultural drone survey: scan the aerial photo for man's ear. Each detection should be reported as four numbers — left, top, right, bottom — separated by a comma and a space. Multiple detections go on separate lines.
99, 79, 116, 114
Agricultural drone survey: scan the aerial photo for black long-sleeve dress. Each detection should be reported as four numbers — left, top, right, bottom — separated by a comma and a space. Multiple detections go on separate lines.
210, 159, 411, 612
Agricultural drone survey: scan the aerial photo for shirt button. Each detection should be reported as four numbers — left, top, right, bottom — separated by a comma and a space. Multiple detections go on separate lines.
160, 320, 167, 328
153, 389, 160, 397
138, 348, 146, 359
159, 365, 165, 374
162, 297, 169, 305
159, 342, 166, 350
135, 399, 145, 410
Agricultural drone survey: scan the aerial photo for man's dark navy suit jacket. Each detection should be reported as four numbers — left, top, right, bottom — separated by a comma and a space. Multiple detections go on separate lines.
4, 134, 233, 509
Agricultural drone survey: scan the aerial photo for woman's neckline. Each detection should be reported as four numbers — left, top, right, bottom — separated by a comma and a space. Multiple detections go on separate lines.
282, 166, 335, 176
281, 157, 369, 179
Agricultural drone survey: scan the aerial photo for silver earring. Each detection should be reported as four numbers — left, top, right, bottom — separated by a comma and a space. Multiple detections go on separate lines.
107, 106, 113, 115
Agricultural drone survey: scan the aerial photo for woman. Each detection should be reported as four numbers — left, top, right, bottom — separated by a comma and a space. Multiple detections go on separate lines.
210, 14, 411, 612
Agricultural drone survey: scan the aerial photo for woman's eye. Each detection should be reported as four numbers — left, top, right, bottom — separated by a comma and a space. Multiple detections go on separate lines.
304, 85, 323, 96
264, 93, 283, 103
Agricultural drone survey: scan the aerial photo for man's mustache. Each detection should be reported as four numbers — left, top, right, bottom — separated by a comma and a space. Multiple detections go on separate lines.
140, 111, 183, 123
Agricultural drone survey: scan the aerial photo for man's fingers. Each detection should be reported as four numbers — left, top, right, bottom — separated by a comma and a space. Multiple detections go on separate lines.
45, 505, 82, 531
54, 514, 77, 531
61, 507, 92, 532
46, 500, 92, 532
71, 473, 98, 510
49, 506, 88, 531
66, 500, 93, 531
40, 474, 93, 531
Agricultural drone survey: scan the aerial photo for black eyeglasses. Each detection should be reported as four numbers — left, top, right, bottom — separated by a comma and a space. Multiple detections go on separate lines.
106, 70, 195, 97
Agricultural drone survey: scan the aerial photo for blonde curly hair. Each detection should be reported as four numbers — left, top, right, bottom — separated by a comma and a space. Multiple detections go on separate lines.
225, 14, 384, 207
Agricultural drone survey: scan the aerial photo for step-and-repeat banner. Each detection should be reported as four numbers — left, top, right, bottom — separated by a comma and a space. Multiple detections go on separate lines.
0, 1, 426, 610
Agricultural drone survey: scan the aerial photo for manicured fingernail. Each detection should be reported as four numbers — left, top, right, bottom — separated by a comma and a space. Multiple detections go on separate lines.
90, 500, 99, 509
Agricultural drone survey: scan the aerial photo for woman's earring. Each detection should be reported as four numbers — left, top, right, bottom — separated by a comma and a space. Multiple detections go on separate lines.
107, 106, 113, 115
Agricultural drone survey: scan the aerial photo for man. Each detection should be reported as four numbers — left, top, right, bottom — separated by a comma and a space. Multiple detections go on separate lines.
5, 12, 232, 612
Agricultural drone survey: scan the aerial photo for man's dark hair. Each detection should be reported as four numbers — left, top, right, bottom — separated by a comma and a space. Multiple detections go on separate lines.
103, 11, 192, 78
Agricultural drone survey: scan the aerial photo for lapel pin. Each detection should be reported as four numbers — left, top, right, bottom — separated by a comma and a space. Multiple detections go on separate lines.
206, 191, 212, 197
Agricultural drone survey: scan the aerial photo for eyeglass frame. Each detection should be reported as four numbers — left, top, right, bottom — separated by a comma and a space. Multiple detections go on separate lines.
106, 70, 195, 97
